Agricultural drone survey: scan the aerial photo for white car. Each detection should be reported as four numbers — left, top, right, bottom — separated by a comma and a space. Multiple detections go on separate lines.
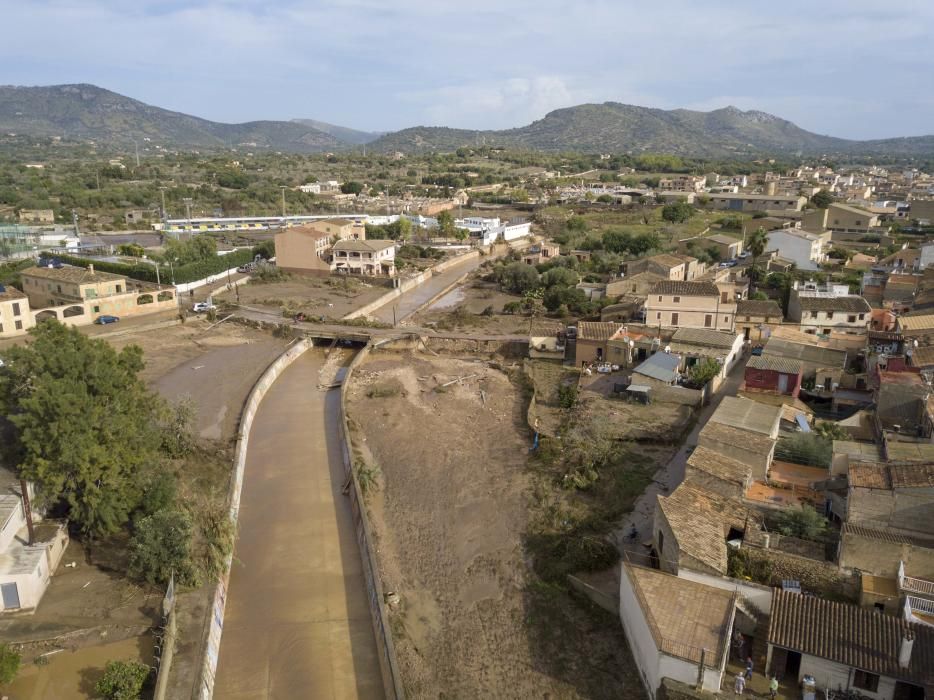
192, 302, 216, 313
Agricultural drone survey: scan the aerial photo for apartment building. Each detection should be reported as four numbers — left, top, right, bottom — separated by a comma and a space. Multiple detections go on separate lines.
766, 228, 831, 271
787, 282, 871, 335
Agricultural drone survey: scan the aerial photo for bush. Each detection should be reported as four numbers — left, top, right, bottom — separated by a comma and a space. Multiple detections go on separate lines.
687, 358, 720, 387
0, 643, 20, 685
495, 262, 540, 294
661, 201, 694, 223
557, 384, 578, 408
128, 509, 197, 586
773, 505, 828, 541
96, 660, 151, 700
775, 433, 832, 468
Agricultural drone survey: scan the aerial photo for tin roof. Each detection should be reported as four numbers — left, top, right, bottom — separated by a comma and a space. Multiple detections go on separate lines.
746, 354, 803, 375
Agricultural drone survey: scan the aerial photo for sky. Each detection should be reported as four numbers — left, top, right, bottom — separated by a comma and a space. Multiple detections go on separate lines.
1, 0, 933, 140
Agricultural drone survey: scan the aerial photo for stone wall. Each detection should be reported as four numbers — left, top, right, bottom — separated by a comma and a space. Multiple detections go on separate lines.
741, 545, 858, 602
658, 677, 719, 700
839, 529, 934, 579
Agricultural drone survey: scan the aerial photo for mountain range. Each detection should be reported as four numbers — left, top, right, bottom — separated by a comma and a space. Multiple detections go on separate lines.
1, 83, 932, 158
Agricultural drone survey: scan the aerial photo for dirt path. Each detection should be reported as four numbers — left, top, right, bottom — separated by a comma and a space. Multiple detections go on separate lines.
347, 351, 637, 698
214, 350, 382, 699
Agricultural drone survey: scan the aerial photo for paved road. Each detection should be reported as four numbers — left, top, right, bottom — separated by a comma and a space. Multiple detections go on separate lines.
368, 252, 487, 325
214, 351, 382, 700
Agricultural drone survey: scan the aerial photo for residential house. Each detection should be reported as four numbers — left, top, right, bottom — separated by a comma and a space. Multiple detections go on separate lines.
684, 446, 752, 499
656, 191, 696, 204
574, 321, 624, 365
882, 248, 922, 273
622, 253, 701, 282
605, 271, 666, 299
631, 351, 681, 386
735, 299, 784, 343
804, 203, 881, 233
766, 590, 933, 699
875, 372, 931, 437
658, 175, 707, 193
846, 462, 934, 538
678, 234, 742, 262
17, 209, 54, 224
743, 355, 803, 398
0, 285, 34, 339
698, 420, 777, 480
654, 482, 752, 576
668, 327, 745, 380
787, 283, 871, 335
707, 193, 806, 213
0, 471, 69, 612
761, 336, 848, 378
312, 217, 366, 241
330, 239, 396, 277
274, 225, 333, 274
19, 264, 177, 328
522, 242, 560, 266
883, 274, 920, 312
645, 280, 737, 331
839, 523, 934, 582
765, 228, 831, 270
709, 396, 782, 440
618, 563, 736, 698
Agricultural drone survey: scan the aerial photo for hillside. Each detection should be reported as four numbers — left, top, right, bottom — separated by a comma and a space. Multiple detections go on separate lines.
0, 84, 343, 152
370, 102, 934, 158
290, 118, 382, 145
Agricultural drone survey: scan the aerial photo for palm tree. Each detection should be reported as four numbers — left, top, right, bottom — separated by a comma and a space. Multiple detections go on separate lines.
746, 226, 768, 284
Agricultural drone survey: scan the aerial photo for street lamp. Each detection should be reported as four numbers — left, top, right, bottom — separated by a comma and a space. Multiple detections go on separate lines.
280, 186, 287, 220
183, 197, 193, 236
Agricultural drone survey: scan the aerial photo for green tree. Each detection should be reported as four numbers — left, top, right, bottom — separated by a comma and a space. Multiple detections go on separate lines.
340, 181, 364, 195
810, 190, 834, 209
95, 660, 151, 700
746, 226, 769, 278
773, 505, 828, 541
495, 262, 540, 294
128, 509, 197, 586
0, 322, 162, 537
0, 643, 21, 685
436, 210, 455, 237
661, 201, 694, 223
397, 216, 412, 243
687, 358, 721, 387
540, 266, 579, 288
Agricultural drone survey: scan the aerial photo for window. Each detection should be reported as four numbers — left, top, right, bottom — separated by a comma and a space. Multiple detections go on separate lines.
116, 285, 122, 293
853, 671, 879, 693
93, 305, 100, 314
810, 311, 819, 319
721, 292, 729, 303
859, 313, 865, 320
656, 312, 661, 320
827, 311, 834, 319
673, 296, 680, 303
848, 315, 856, 323
704, 314, 712, 328
671, 312, 679, 325
15, 320, 22, 331
658, 295, 663, 302
12, 303, 19, 316
724, 316, 729, 322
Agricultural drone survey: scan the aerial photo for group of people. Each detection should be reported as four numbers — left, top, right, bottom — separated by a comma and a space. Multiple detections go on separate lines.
733, 657, 779, 698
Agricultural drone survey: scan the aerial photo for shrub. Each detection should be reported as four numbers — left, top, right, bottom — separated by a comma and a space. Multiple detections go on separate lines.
557, 384, 578, 408
128, 509, 198, 586
0, 643, 21, 685
773, 505, 828, 541
661, 201, 694, 223
95, 660, 151, 700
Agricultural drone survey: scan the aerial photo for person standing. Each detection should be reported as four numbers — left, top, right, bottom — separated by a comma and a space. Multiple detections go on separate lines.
745, 656, 754, 680
769, 676, 779, 699
734, 673, 746, 696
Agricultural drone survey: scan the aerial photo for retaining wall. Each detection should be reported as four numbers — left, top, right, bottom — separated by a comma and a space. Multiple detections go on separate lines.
339, 345, 407, 699
196, 337, 313, 700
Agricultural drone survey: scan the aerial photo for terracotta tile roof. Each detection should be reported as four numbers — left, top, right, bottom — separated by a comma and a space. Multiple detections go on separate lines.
623, 563, 735, 667
656, 483, 749, 574
747, 354, 803, 375
768, 590, 934, 686
0, 285, 26, 302
650, 280, 720, 297
686, 446, 751, 486
332, 239, 394, 253
577, 321, 623, 341
21, 265, 125, 285
910, 345, 934, 367
671, 327, 739, 349
899, 314, 934, 332
646, 253, 689, 269
842, 523, 934, 549
797, 295, 871, 313
699, 422, 777, 455
737, 299, 784, 318
848, 462, 934, 490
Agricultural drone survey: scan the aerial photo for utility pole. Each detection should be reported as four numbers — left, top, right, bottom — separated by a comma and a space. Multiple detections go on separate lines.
159, 187, 168, 221
20, 480, 35, 545
132, 138, 140, 167
280, 186, 287, 219
72, 209, 79, 236
183, 197, 193, 234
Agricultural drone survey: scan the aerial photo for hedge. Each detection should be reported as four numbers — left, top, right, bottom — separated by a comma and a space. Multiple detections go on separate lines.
40, 247, 262, 285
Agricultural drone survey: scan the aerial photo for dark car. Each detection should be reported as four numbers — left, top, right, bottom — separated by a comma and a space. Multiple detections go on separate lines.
751, 345, 764, 356
95, 315, 120, 325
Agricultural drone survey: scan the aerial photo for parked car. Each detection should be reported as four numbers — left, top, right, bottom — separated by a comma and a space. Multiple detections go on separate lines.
738, 252, 751, 259
565, 326, 578, 340
751, 345, 764, 356
192, 302, 216, 313
95, 315, 120, 325
237, 263, 256, 273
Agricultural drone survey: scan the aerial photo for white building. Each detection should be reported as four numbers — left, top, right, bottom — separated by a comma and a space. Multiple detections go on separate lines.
456, 217, 532, 245
787, 281, 871, 335
766, 229, 831, 271
619, 563, 736, 698
0, 471, 69, 613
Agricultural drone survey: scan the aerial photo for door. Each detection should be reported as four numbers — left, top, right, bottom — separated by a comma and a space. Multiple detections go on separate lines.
1, 582, 20, 610
778, 373, 789, 394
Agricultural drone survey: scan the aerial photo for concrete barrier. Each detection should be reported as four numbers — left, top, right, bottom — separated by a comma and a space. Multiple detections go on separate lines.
196, 337, 313, 700
339, 345, 406, 699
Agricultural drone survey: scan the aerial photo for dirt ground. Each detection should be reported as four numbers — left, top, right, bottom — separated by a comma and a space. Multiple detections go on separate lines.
226, 274, 389, 320
412, 279, 565, 336
346, 350, 639, 699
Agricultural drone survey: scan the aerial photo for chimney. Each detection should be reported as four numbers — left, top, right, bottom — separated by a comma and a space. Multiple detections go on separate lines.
899, 631, 914, 669
88, 264, 95, 274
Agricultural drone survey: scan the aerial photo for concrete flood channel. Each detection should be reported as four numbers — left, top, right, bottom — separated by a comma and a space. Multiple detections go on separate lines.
214, 350, 382, 699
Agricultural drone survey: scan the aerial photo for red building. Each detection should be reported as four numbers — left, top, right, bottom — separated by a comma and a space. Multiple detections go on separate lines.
744, 355, 803, 397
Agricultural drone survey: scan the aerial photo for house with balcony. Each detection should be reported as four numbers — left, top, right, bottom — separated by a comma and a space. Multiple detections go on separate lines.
787, 282, 871, 335
330, 239, 396, 277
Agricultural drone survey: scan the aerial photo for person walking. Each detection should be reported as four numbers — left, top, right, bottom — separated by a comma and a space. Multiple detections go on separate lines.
769, 676, 779, 700
734, 673, 746, 696
745, 656, 754, 680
